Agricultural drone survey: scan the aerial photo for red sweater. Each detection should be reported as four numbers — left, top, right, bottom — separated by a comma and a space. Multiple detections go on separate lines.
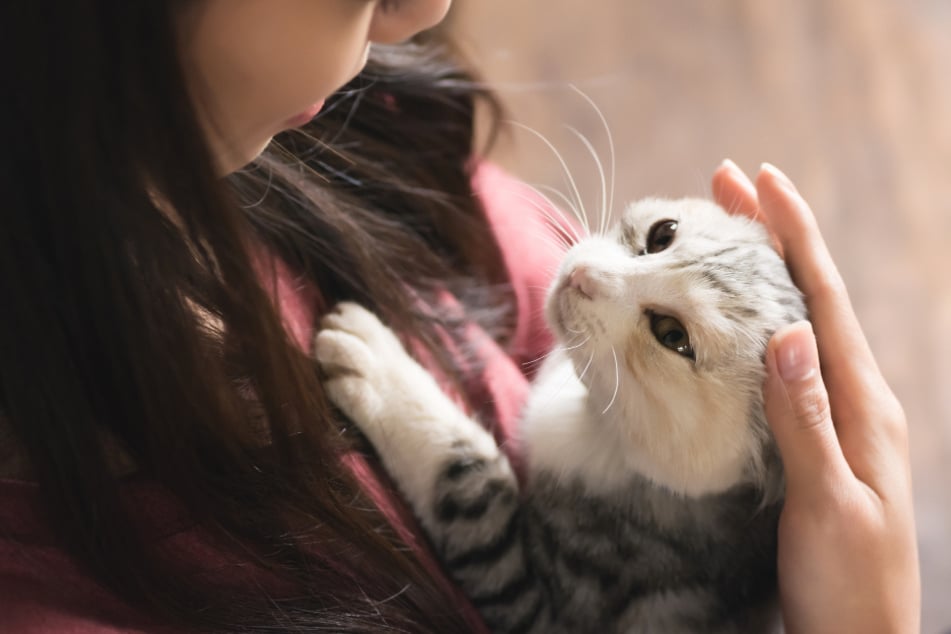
0, 164, 565, 633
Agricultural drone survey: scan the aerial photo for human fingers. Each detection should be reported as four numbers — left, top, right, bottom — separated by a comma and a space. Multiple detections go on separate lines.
755, 164, 907, 491
766, 327, 920, 634
764, 321, 851, 497
712, 159, 760, 220
713, 159, 784, 255
754, 164, 885, 398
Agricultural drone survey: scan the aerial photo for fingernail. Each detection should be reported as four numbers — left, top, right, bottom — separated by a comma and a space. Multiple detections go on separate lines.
776, 324, 817, 383
760, 162, 799, 194
720, 158, 741, 173
720, 159, 748, 182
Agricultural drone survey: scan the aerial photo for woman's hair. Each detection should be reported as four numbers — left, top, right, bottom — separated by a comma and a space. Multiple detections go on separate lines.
0, 2, 509, 632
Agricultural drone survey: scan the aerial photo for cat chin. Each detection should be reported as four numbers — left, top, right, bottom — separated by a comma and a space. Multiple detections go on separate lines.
523, 351, 759, 499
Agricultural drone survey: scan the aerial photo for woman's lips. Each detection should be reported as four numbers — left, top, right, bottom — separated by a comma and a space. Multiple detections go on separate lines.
285, 100, 325, 128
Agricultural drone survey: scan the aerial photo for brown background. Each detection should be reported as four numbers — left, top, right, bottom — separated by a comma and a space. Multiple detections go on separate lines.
449, 1, 951, 631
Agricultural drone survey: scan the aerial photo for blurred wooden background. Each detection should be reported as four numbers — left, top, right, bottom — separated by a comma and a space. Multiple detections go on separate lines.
449, 1, 951, 631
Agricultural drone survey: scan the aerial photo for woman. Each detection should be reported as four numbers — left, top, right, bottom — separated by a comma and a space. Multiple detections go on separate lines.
0, 1, 918, 632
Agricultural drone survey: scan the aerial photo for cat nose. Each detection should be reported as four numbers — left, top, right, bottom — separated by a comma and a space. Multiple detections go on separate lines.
568, 266, 596, 299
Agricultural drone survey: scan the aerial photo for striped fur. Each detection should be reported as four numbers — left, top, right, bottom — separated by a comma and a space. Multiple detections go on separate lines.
315, 198, 806, 633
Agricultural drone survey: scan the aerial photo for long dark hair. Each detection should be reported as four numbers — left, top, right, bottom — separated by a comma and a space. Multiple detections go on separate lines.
0, 2, 509, 631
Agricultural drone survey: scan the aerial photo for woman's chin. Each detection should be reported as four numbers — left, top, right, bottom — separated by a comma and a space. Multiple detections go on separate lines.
218, 137, 273, 176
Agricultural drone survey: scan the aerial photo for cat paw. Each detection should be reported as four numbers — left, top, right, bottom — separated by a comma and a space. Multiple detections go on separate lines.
314, 302, 427, 434
319, 302, 408, 364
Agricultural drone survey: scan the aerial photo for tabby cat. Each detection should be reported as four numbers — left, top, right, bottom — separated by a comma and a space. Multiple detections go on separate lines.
315, 197, 807, 633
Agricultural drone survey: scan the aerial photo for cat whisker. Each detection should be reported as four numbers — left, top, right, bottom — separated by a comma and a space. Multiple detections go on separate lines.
534, 233, 574, 258
508, 190, 584, 246
529, 184, 591, 238
714, 178, 759, 220
600, 345, 621, 415
521, 348, 557, 369
513, 179, 587, 237
508, 120, 593, 236
522, 335, 590, 369
576, 351, 595, 382
561, 335, 592, 352
564, 124, 609, 237
569, 85, 617, 236
690, 166, 710, 203
507, 187, 585, 247
526, 284, 555, 292
563, 323, 586, 335
521, 357, 549, 369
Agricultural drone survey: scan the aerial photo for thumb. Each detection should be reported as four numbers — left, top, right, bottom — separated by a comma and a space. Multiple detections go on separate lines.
764, 321, 848, 496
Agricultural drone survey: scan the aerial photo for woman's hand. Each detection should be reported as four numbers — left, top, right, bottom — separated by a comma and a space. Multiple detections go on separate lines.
712, 160, 921, 633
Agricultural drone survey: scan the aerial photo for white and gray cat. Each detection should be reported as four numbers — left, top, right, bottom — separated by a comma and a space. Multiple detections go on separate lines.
315, 197, 807, 633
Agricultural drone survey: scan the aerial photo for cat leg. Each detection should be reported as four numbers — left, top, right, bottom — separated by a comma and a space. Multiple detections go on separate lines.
315, 302, 549, 633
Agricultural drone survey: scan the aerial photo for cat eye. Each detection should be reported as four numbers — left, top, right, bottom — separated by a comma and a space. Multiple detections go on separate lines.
649, 312, 695, 360
646, 220, 678, 254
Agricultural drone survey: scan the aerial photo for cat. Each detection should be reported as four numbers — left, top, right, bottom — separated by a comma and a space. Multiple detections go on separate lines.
315, 197, 807, 633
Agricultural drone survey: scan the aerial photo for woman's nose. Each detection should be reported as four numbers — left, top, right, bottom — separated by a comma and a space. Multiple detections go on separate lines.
368, 0, 452, 44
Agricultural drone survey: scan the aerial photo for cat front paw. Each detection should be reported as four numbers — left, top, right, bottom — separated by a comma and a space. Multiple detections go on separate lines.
314, 302, 426, 435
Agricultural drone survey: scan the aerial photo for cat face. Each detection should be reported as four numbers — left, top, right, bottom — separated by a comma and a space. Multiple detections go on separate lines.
545, 198, 806, 496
